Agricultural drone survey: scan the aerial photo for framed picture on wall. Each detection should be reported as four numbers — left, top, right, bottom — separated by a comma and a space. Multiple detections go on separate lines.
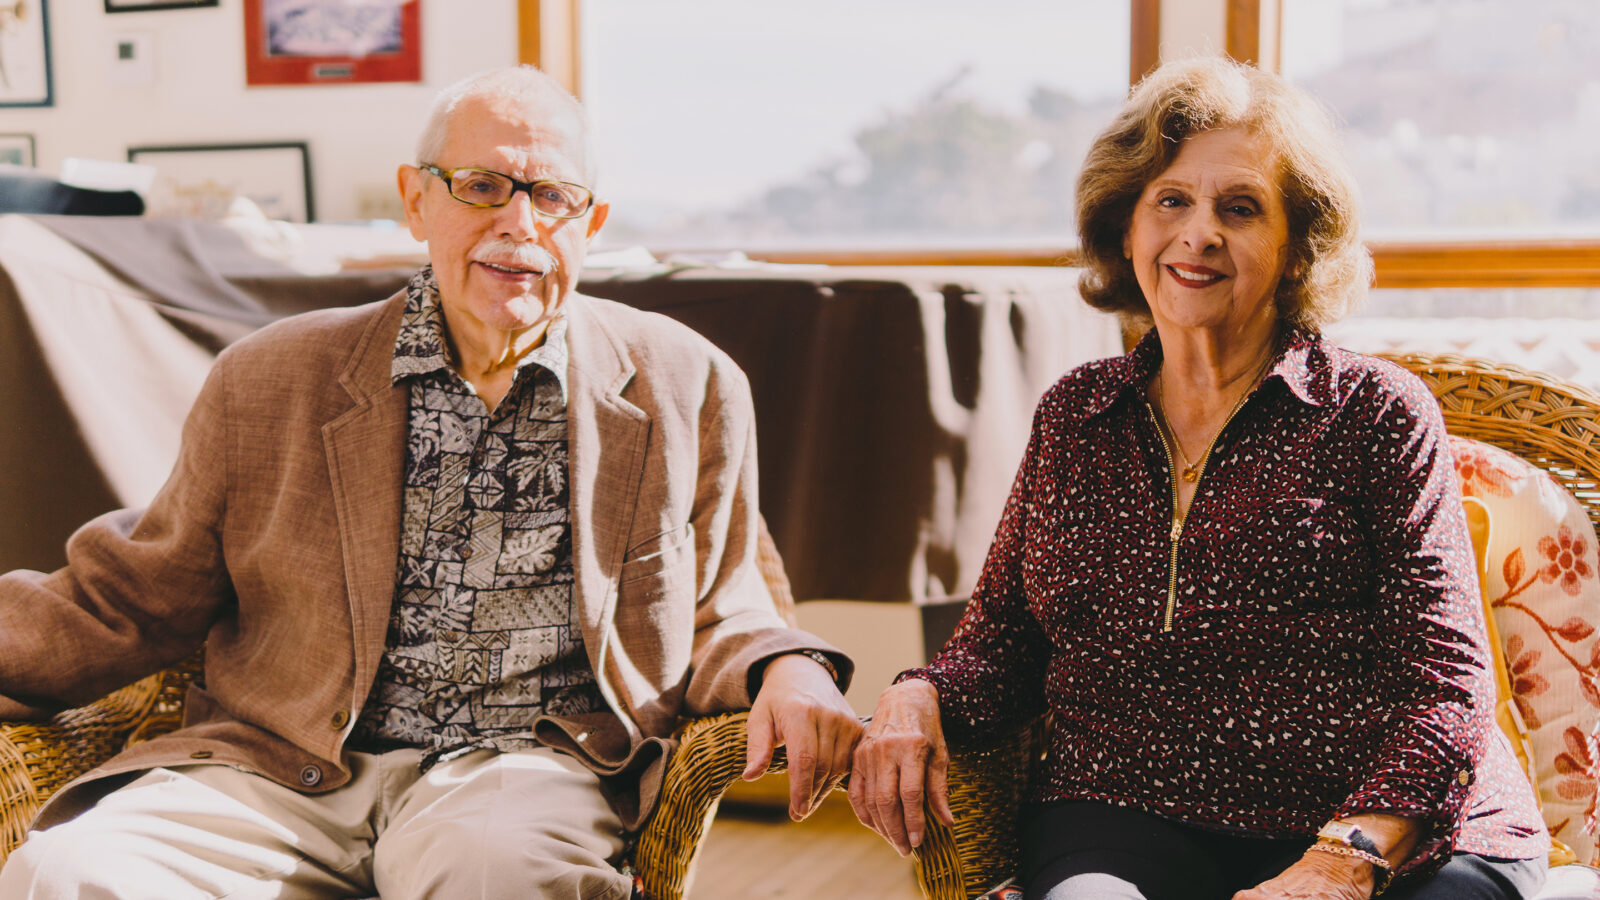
128, 141, 315, 223
243, 0, 421, 86
0, 0, 53, 108
104, 0, 220, 11
0, 133, 35, 167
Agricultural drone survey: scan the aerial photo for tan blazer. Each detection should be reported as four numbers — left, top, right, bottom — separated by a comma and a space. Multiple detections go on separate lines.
0, 290, 846, 831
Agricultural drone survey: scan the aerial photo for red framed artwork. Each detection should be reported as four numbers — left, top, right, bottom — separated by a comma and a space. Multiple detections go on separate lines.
244, 0, 421, 86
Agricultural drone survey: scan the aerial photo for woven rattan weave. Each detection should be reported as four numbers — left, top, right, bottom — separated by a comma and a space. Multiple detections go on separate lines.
908, 352, 1600, 899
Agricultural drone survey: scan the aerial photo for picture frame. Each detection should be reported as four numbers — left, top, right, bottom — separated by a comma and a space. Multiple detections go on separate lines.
104, 0, 220, 12
128, 141, 315, 223
244, 0, 421, 86
0, 133, 35, 167
0, 0, 53, 108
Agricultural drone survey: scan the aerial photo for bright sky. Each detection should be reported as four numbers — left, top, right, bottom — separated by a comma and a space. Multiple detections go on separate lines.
582, 0, 1131, 222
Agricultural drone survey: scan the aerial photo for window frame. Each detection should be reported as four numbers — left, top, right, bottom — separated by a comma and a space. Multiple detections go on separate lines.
517, 0, 1598, 289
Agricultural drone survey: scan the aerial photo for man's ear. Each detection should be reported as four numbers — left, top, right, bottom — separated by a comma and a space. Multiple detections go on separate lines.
584, 200, 610, 244
398, 164, 428, 241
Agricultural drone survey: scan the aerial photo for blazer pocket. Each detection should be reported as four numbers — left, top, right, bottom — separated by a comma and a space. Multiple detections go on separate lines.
620, 523, 695, 585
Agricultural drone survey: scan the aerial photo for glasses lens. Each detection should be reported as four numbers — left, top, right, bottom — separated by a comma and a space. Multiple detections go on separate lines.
530, 182, 593, 218
447, 169, 513, 206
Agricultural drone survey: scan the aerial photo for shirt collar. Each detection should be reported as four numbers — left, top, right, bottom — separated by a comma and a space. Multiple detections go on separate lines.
391, 264, 570, 400
1084, 325, 1328, 420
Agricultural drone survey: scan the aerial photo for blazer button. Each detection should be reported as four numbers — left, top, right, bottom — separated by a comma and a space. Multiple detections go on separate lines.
330, 710, 349, 729
189, 750, 213, 759
299, 764, 323, 787
1457, 769, 1472, 786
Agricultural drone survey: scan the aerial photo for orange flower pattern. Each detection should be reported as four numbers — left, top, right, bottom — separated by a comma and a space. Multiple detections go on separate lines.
1539, 525, 1596, 597
1554, 726, 1600, 833
1505, 635, 1548, 730
1455, 442, 1521, 499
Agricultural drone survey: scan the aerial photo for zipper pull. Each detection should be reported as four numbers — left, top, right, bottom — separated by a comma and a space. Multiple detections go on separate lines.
1170, 521, 1183, 541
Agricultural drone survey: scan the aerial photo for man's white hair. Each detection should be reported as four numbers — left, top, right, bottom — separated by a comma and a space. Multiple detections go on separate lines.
414, 65, 597, 184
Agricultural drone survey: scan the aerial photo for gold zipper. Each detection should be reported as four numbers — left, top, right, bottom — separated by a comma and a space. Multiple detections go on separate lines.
1147, 402, 1184, 632
1146, 392, 1257, 634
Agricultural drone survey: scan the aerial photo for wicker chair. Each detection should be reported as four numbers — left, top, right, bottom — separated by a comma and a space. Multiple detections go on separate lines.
0, 519, 801, 900
905, 352, 1600, 900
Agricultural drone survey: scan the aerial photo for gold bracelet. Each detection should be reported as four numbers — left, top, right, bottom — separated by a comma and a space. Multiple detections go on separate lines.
1307, 841, 1393, 896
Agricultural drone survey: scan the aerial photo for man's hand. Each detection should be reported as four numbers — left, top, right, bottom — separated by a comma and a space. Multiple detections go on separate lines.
847, 678, 954, 856
1232, 848, 1375, 900
742, 652, 862, 821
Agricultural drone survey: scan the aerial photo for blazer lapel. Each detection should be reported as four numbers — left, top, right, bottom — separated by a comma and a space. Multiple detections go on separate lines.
565, 293, 649, 734
322, 294, 409, 705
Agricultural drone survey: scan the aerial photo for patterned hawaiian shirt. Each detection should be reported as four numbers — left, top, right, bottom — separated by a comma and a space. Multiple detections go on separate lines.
349, 266, 604, 766
901, 328, 1548, 876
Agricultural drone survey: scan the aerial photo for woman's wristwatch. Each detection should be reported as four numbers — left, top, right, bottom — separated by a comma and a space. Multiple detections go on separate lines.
1311, 821, 1394, 896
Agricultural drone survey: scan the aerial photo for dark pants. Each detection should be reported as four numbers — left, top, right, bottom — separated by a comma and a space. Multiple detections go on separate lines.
1020, 801, 1547, 900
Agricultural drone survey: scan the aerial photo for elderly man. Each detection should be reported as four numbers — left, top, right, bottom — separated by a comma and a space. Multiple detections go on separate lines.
0, 66, 858, 899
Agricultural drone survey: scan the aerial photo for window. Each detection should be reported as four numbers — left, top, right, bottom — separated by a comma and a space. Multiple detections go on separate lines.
579, 1, 1139, 252
1281, 0, 1600, 238
1277, 0, 1600, 386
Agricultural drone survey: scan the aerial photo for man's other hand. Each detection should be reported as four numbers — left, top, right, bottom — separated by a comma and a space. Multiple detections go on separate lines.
742, 652, 862, 821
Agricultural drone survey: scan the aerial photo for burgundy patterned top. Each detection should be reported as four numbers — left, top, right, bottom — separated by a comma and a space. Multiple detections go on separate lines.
902, 329, 1548, 875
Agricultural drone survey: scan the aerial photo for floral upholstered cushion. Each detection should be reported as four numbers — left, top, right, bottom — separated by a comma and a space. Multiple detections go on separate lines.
1453, 435, 1600, 863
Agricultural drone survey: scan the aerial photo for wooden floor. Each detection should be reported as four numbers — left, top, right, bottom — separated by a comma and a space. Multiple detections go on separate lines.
689, 794, 924, 899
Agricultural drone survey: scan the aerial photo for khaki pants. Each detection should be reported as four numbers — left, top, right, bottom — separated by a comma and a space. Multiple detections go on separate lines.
0, 747, 633, 900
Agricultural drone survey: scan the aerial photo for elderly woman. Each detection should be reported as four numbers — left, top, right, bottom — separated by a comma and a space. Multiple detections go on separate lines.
849, 57, 1549, 900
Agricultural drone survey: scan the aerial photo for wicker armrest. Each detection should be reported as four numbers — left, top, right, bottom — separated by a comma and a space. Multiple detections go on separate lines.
0, 674, 165, 859
635, 712, 792, 900
913, 717, 1041, 900
0, 655, 202, 863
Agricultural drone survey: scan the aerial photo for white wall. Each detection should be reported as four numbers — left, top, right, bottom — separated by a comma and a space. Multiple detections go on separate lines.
4, 0, 519, 221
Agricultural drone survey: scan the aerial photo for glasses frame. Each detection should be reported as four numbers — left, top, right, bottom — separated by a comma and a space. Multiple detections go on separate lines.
419, 164, 595, 218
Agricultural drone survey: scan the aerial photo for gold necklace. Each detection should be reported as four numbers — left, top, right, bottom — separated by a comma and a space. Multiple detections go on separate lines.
1157, 353, 1272, 484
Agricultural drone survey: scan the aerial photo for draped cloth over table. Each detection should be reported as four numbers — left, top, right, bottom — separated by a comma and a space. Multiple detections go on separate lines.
0, 214, 1120, 603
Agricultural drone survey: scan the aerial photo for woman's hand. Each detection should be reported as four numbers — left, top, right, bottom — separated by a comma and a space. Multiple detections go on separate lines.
1232, 849, 1375, 900
848, 678, 955, 856
1237, 813, 1413, 900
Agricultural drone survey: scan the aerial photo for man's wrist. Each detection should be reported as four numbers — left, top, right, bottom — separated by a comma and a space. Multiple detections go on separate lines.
751, 650, 840, 698
787, 649, 839, 684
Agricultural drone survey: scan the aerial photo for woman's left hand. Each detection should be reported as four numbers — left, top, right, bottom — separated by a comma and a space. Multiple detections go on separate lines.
1232, 849, 1375, 900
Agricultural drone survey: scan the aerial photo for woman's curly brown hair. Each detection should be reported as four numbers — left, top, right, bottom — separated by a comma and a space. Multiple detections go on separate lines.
1076, 56, 1371, 331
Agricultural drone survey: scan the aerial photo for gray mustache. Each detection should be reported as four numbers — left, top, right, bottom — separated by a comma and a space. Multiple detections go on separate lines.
471, 240, 557, 272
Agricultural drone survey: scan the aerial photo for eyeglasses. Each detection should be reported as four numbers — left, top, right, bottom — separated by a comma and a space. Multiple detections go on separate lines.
419, 164, 595, 218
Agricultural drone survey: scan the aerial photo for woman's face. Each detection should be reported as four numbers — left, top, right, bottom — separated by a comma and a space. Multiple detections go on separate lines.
1123, 126, 1292, 338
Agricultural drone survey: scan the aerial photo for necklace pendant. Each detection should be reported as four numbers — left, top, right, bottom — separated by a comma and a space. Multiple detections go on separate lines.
1181, 465, 1200, 483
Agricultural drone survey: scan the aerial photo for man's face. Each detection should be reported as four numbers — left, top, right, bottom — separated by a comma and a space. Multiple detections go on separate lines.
399, 94, 609, 338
